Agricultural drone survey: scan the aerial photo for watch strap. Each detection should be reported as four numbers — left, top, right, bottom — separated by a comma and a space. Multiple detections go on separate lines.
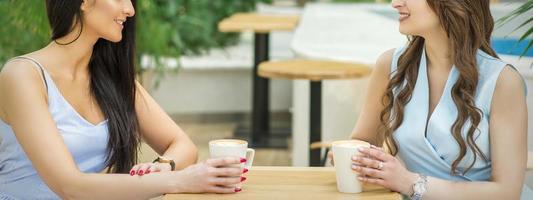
153, 156, 176, 171
410, 174, 428, 200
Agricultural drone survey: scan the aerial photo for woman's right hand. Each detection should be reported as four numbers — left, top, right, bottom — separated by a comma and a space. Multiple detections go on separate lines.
328, 151, 334, 166
170, 157, 247, 194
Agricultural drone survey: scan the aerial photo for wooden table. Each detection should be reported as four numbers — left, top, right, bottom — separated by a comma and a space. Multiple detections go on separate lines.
219, 13, 299, 33
163, 166, 401, 200
218, 13, 299, 149
258, 60, 372, 81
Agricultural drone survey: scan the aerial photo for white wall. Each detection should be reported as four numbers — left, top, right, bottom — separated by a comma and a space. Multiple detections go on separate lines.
148, 69, 292, 114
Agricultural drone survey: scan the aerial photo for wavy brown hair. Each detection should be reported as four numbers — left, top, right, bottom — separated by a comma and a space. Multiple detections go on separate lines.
379, 0, 499, 175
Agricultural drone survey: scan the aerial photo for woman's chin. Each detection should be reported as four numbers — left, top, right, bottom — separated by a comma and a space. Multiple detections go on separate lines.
398, 27, 417, 37
103, 35, 123, 43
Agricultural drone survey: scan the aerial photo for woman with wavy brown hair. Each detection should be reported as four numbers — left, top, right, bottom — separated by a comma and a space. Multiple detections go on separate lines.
333, 0, 532, 199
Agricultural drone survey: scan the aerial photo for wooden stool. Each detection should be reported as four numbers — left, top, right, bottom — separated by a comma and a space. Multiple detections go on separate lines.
259, 59, 372, 166
218, 13, 299, 148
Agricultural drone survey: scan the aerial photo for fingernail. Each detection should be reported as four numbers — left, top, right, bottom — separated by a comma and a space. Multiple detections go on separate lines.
240, 158, 247, 163
235, 188, 242, 192
130, 170, 135, 176
243, 168, 249, 173
352, 164, 360, 170
352, 156, 359, 161
138, 170, 144, 176
146, 169, 151, 174
241, 177, 247, 182
358, 147, 365, 152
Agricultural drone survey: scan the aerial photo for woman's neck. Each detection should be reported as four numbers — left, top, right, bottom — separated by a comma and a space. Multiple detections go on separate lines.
422, 29, 453, 71
46, 24, 98, 81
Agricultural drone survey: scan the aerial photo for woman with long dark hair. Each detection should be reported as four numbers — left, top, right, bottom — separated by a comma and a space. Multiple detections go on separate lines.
0, 0, 246, 199
331, 0, 532, 199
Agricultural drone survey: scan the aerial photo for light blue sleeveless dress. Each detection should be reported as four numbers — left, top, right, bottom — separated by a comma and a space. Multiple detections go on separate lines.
0, 57, 109, 200
391, 46, 533, 199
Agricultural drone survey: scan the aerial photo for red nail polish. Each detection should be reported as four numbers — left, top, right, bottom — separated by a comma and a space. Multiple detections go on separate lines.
241, 177, 246, 182
240, 158, 247, 163
243, 168, 249, 173
234, 188, 242, 192
130, 170, 135, 176
138, 170, 144, 176
146, 169, 151, 174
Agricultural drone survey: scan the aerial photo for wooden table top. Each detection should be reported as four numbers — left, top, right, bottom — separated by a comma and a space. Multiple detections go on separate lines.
258, 60, 372, 81
218, 13, 300, 33
163, 166, 401, 200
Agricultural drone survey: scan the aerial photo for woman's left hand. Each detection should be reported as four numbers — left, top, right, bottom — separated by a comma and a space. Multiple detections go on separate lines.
351, 145, 417, 195
129, 162, 172, 176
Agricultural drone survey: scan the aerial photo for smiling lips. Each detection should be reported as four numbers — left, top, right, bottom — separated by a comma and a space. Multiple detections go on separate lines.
399, 12, 410, 22
114, 19, 126, 28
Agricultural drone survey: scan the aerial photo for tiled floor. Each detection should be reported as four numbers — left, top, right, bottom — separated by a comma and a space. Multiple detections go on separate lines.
138, 122, 292, 166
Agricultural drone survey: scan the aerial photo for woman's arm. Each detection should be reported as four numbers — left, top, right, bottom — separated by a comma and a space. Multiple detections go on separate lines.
353, 66, 527, 199
349, 49, 394, 145
133, 81, 197, 172
329, 49, 395, 164
422, 66, 527, 199
0, 61, 242, 199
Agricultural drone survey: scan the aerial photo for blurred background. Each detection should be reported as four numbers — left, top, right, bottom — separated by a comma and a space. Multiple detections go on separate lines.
0, 0, 531, 189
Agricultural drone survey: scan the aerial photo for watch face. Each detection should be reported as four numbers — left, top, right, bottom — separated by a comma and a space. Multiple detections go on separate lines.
414, 183, 426, 193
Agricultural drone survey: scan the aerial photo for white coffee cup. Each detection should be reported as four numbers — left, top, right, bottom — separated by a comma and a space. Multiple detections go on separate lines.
209, 139, 255, 189
209, 139, 255, 170
332, 139, 370, 193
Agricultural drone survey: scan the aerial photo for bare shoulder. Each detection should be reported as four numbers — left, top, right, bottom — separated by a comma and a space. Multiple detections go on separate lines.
0, 58, 48, 121
494, 65, 526, 99
490, 65, 527, 118
376, 48, 395, 66
1, 57, 43, 75
372, 48, 396, 78
0, 58, 45, 90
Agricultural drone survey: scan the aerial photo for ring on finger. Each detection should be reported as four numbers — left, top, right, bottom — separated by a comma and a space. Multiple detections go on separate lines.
377, 161, 384, 170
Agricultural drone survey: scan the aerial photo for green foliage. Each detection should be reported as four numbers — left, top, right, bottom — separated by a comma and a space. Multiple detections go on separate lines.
332, 0, 390, 3
0, 0, 271, 73
496, 0, 533, 57
0, 0, 50, 64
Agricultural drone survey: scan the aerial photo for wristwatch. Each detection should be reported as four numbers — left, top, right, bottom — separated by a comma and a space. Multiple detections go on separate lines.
410, 174, 428, 200
153, 156, 176, 171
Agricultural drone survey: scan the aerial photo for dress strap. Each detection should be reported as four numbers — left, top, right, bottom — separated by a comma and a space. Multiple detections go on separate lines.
6, 56, 49, 94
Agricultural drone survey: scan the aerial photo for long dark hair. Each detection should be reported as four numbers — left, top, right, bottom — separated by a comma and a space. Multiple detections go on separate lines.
45, 0, 140, 173
379, 0, 497, 175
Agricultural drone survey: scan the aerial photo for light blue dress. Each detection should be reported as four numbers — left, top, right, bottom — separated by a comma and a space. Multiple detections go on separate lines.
0, 57, 109, 200
391, 46, 533, 199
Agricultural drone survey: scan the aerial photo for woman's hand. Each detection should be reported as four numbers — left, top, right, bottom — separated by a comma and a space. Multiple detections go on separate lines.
351, 145, 417, 196
327, 151, 334, 166
170, 157, 248, 194
130, 162, 172, 176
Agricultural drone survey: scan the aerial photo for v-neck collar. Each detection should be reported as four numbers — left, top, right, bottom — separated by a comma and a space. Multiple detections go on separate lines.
419, 47, 456, 137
